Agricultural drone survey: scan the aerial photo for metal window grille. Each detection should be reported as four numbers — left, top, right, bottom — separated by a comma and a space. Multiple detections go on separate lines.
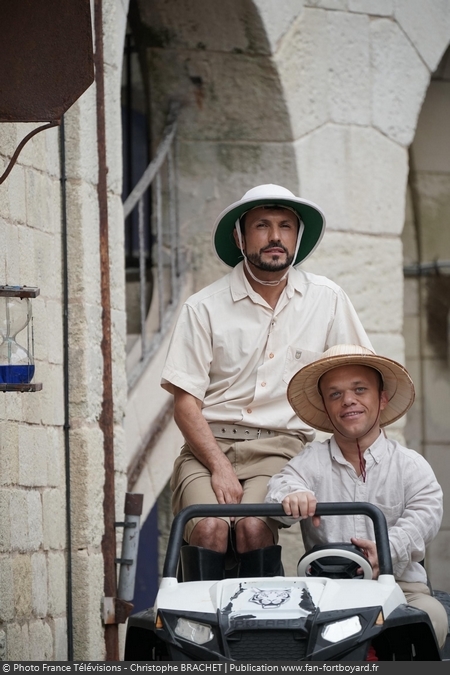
123, 108, 182, 390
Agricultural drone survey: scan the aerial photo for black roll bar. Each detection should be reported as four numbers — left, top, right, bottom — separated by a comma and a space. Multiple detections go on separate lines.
162, 502, 393, 578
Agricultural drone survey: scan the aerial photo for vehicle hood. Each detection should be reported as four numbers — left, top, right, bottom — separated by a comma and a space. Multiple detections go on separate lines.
156, 576, 405, 619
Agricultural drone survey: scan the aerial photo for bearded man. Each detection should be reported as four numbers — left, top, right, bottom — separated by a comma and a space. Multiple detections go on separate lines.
161, 184, 372, 577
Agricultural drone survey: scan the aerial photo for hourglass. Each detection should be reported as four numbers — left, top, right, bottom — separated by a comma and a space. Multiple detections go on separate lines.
0, 286, 42, 391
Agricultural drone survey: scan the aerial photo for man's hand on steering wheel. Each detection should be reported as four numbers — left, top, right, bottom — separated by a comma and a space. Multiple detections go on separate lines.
351, 537, 380, 579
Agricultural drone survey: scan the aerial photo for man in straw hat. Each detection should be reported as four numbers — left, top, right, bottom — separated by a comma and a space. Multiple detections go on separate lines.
265, 344, 447, 648
161, 185, 372, 576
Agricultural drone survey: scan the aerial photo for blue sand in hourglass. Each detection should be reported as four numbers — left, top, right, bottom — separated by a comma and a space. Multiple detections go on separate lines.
0, 364, 35, 384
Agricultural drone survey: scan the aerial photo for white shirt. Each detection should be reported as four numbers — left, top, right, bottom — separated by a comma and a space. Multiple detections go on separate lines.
161, 262, 372, 439
265, 433, 443, 583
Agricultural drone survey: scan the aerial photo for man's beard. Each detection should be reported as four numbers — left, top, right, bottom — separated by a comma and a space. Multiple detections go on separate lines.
246, 241, 294, 272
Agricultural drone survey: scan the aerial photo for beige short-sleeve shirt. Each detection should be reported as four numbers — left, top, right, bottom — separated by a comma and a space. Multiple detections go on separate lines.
161, 263, 372, 440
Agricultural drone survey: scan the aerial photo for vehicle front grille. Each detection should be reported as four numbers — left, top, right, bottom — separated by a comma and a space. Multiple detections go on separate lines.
227, 629, 307, 660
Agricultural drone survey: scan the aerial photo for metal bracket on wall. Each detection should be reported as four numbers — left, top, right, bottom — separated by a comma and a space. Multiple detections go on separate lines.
102, 493, 144, 625
0, 120, 60, 185
0, 0, 94, 183
102, 597, 134, 625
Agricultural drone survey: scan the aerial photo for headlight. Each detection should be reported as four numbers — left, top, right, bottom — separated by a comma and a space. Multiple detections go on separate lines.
174, 618, 214, 645
321, 616, 362, 643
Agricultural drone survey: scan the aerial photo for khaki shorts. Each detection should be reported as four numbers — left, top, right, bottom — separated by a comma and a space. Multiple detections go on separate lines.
170, 434, 304, 542
398, 581, 449, 649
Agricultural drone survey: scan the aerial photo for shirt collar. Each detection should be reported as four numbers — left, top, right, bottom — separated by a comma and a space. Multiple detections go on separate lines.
328, 436, 348, 465
365, 430, 388, 464
329, 431, 387, 466
230, 261, 305, 302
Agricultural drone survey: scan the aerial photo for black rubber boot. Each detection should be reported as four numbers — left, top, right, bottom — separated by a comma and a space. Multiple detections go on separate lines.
238, 545, 284, 578
180, 545, 225, 581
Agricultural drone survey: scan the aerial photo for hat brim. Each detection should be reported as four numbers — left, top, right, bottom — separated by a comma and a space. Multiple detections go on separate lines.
287, 353, 415, 433
212, 195, 326, 267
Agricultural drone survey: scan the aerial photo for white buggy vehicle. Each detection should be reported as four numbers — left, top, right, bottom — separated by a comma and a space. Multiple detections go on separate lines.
125, 503, 450, 662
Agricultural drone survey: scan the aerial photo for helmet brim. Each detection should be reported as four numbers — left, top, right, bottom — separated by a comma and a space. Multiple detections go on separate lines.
212, 195, 326, 267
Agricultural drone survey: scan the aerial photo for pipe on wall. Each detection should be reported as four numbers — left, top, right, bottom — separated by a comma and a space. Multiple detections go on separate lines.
60, 114, 74, 661
93, 0, 119, 661
407, 148, 427, 457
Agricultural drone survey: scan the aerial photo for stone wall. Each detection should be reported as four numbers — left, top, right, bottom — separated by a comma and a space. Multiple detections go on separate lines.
0, 0, 130, 660
2, 0, 450, 662
0, 120, 66, 660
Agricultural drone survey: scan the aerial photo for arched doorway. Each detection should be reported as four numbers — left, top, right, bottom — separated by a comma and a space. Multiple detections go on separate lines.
122, 0, 300, 609
403, 45, 450, 593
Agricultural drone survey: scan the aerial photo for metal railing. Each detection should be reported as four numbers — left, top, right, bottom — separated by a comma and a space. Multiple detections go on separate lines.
123, 107, 183, 390
404, 260, 450, 276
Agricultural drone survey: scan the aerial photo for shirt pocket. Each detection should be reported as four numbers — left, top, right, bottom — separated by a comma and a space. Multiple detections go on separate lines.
371, 501, 404, 528
283, 347, 322, 386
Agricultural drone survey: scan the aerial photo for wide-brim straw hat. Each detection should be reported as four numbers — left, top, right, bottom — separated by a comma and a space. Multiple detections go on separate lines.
212, 184, 326, 267
287, 345, 415, 433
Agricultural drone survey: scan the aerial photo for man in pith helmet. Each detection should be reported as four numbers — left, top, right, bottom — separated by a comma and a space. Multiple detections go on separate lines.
265, 344, 448, 648
161, 184, 372, 577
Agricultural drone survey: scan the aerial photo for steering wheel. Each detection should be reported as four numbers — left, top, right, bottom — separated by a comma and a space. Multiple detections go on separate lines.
297, 544, 373, 580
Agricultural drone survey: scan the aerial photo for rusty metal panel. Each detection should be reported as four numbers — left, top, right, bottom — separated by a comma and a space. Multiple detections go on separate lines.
0, 0, 94, 122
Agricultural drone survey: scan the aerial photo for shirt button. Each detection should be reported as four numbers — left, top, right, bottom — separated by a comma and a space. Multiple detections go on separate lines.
247, 408, 252, 414
261, 382, 266, 387
269, 353, 274, 359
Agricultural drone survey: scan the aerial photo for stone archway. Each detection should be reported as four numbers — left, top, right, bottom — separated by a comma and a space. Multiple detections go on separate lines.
403, 45, 450, 593
123, 0, 303, 598
133, 0, 300, 291
121, 0, 450, 593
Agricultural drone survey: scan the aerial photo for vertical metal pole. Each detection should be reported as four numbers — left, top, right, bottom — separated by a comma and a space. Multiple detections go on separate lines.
173, 134, 181, 284
94, 0, 119, 661
59, 115, 74, 660
408, 148, 426, 457
117, 493, 144, 602
125, 32, 133, 206
168, 148, 176, 304
124, 32, 133, 262
448, 310, 450, 366
6, 300, 11, 362
155, 171, 164, 331
138, 197, 146, 357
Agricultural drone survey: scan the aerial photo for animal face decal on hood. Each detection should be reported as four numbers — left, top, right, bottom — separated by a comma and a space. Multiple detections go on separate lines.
250, 589, 291, 608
